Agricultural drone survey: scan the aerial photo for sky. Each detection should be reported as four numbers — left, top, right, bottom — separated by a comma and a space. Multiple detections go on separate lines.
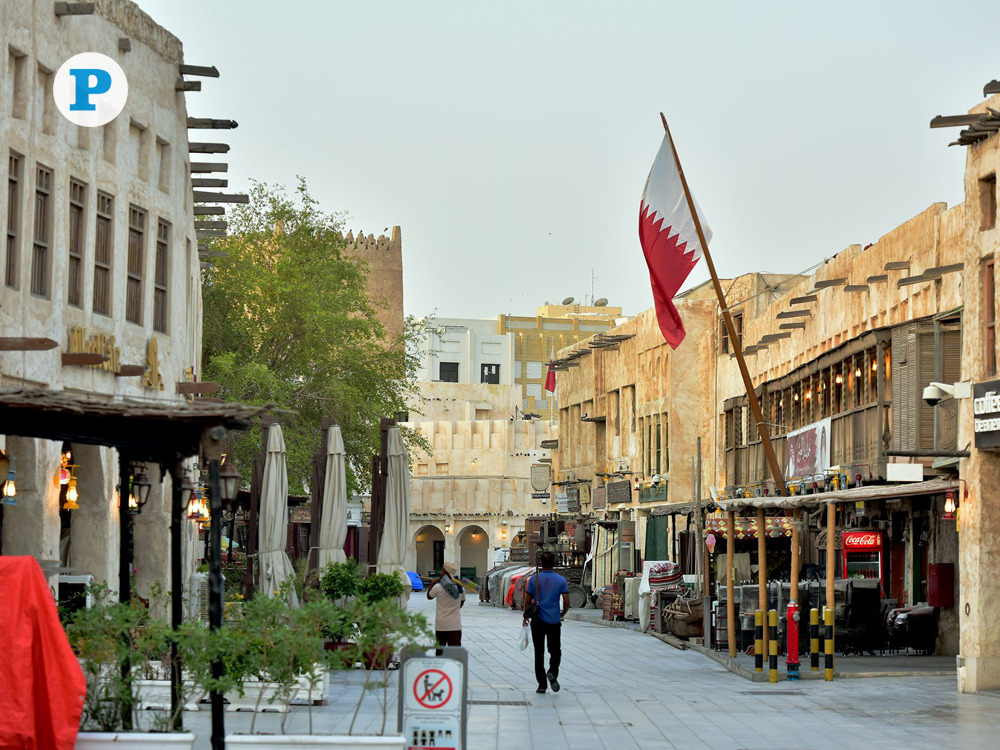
136, 0, 1000, 321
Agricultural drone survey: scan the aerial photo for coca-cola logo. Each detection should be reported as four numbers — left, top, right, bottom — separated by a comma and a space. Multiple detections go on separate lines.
844, 532, 881, 548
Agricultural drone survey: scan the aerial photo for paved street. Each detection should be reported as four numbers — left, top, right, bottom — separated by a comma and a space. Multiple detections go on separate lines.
182, 592, 1000, 748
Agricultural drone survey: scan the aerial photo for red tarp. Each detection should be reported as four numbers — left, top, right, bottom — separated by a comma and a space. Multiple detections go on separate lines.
0, 556, 85, 749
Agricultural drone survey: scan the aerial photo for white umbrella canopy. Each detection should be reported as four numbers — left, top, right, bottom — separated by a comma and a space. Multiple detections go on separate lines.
317, 424, 348, 568
258, 424, 299, 606
376, 426, 412, 598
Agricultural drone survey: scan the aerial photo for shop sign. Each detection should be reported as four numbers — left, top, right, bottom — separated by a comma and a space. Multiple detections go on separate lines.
530, 464, 551, 492
607, 480, 632, 505
67, 326, 121, 372
638, 482, 667, 503
973, 379, 1000, 449
566, 486, 581, 512
842, 531, 881, 550
592, 485, 606, 510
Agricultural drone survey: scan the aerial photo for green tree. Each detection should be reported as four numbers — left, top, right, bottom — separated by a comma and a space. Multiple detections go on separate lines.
201, 179, 425, 495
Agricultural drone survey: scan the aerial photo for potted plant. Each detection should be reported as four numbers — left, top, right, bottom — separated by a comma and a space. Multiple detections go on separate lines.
356, 573, 407, 670
65, 583, 196, 748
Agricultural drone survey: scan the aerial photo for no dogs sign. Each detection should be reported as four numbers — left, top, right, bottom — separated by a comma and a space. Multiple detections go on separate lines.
399, 647, 467, 750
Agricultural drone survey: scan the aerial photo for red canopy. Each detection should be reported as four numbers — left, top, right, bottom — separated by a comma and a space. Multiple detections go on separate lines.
0, 556, 86, 749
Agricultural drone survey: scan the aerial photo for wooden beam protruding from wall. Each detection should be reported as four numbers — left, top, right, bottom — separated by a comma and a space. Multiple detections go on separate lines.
179, 64, 220, 78
193, 191, 248, 204
190, 162, 229, 173
54, 2, 95, 16
176, 381, 221, 395
788, 294, 817, 305
116, 365, 146, 377
195, 221, 228, 230
0, 337, 58, 351
175, 80, 201, 92
187, 118, 238, 130
188, 143, 230, 154
930, 114, 988, 128
62, 352, 108, 366
194, 206, 225, 216
191, 178, 228, 189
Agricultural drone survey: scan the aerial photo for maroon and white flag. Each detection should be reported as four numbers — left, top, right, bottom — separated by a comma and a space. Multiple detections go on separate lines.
639, 133, 712, 348
544, 346, 556, 393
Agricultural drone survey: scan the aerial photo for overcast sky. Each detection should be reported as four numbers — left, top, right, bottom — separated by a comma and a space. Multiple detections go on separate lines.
138, 0, 998, 321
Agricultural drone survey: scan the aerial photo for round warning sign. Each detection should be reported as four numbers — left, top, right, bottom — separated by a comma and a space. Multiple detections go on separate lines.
413, 669, 454, 709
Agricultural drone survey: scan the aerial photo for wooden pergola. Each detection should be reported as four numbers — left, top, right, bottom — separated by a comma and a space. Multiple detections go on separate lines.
0, 387, 267, 741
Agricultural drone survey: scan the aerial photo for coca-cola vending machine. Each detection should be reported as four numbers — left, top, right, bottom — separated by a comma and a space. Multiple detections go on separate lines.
841, 530, 883, 582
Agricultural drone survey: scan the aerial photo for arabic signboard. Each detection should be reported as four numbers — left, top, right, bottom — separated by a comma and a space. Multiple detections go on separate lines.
592, 485, 606, 510
607, 480, 632, 505
566, 486, 581, 512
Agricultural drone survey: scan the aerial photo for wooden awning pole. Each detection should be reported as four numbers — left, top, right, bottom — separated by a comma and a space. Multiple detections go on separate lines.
659, 113, 788, 500
757, 506, 768, 659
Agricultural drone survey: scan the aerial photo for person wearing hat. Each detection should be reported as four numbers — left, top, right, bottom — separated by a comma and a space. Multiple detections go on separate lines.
427, 561, 465, 652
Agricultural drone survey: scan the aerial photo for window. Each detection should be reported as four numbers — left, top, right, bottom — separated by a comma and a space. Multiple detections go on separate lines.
480, 363, 500, 384
526, 361, 543, 379
9, 50, 29, 119
439, 361, 458, 383
720, 312, 744, 354
30, 164, 52, 298
153, 219, 169, 332
6, 152, 21, 289
980, 174, 996, 231
93, 192, 113, 315
126, 205, 146, 324
68, 179, 86, 307
986, 260, 996, 376
156, 137, 171, 193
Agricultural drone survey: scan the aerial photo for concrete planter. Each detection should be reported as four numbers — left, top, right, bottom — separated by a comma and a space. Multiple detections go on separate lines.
74, 732, 196, 749
225, 680, 288, 712
293, 668, 331, 704
134, 679, 201, 711
224, 735, 406, 749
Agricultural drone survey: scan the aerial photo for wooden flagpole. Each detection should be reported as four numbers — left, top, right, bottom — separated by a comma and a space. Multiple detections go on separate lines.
658, 113, 788, 500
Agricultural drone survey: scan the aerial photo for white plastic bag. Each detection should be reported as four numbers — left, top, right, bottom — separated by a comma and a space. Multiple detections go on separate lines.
517, 623, 530, 651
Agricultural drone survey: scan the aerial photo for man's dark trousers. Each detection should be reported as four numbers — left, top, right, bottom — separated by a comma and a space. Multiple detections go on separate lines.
530, 616, 561, 690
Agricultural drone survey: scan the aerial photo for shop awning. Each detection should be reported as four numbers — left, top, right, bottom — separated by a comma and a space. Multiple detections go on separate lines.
648, 500, 718, 516
714, 478, 959, 513
704, 515, 794, 539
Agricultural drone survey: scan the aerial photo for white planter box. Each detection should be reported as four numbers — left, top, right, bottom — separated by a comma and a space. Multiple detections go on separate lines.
225, 735, 406, 749
134, 679, 201, 712
225, 680, 288, 712
292, 668, 331, 704
75, 732, 196, 749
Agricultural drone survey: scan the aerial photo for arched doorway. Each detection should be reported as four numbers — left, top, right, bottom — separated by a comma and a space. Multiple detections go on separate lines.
457, 524, 488, 582
413, 524, 445, 578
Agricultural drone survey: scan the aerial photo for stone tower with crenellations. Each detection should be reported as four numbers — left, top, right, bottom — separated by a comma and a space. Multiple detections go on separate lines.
341, 226, 404, 342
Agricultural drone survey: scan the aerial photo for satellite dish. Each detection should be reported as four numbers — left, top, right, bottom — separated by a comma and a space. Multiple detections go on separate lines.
594, 297, 608, 307
561, 296, 575, 305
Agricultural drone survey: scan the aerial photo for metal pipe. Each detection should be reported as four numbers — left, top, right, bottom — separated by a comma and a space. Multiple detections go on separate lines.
169, 462, 183, 730
208, 459, 225, 750
768, 609, 778, 683
726, 511, 736, 659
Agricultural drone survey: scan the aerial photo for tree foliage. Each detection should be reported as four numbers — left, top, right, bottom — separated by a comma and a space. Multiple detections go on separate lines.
201, 179, 425, 495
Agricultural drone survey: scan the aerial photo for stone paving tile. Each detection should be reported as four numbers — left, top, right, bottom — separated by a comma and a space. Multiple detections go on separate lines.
175, 594, 1000, 748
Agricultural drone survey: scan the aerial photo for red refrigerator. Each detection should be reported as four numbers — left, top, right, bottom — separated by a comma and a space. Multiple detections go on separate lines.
841, 530, 884, 582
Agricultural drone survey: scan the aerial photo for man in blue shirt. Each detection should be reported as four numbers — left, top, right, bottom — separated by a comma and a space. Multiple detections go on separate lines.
523, 550, 570, 693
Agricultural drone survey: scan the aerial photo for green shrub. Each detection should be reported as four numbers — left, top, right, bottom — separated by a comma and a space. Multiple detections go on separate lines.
359, 572, 405, 603
320, 560, 362, 602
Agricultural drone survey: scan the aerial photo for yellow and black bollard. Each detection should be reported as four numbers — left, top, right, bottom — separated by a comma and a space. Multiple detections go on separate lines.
810, 608, 820, 672
754, 610, 763, 672
824, 608, 834, 681
768, 609, 778, 683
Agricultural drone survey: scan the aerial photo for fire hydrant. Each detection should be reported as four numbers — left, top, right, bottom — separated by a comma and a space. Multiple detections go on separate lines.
786, 601, 800, 680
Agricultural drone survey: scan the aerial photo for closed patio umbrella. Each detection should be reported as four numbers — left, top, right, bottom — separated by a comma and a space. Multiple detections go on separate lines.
317, 424, 348, 568
258, 424, 298, 605
376, 426, 412, 598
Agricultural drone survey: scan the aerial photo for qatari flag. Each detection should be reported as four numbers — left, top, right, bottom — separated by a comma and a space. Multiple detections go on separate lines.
639, 133, 712, 349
